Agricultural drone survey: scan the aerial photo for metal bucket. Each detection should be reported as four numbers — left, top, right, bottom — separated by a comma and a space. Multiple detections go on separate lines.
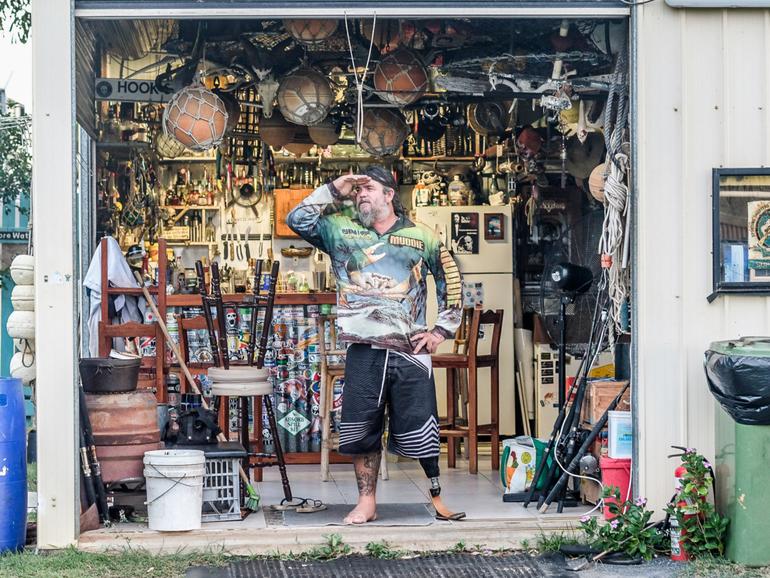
80, 357, 141, 393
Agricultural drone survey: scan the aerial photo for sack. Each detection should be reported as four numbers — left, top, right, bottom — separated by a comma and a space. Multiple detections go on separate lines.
174, 407, 221, 444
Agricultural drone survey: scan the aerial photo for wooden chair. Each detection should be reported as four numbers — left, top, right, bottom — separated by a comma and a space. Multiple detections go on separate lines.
432, 307, 504, 474
98, 320, 166, 400
97, 237, 169, 402
317, 314, 388, 482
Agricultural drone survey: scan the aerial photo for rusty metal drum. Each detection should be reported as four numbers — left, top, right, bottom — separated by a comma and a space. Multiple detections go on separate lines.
85, 390, 160, 445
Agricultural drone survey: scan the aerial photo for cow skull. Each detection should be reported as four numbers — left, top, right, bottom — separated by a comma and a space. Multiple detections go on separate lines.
257, 77, 280, 119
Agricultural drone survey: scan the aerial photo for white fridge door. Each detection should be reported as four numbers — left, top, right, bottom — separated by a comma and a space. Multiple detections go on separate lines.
426, 272, 516, 436
414, 206, 513, 274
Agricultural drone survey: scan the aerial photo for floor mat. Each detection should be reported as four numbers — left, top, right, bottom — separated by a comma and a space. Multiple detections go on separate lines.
187, 553, 547, 578
269, 503, 436, 527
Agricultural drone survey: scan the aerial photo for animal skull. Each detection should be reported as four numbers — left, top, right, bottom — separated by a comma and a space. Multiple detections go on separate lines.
257, 78, 280, 119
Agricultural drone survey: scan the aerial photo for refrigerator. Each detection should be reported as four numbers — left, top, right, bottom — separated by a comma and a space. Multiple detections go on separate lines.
414, 205, 518, 436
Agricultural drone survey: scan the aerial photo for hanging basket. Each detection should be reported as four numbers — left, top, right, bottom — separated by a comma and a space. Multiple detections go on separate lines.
373, 48, 429, 107
358, 109, 409, 157
277, 68, 334, 126
162, 84, 229, 151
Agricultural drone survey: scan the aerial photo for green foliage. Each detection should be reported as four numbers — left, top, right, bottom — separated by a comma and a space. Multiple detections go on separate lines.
678, 555, 765, 578
305, 533, 351, 560
365, 541, 402, 559
452, 540, 466, 553
0, 109, 31, 216
0, 0, 30, 43
665, 449, 729, 559
579, 487, 667, 560
534, 530, 584, 553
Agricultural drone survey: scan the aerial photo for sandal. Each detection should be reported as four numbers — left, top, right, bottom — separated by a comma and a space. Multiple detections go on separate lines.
296, 498, 328, 514
435, 511, 466, 521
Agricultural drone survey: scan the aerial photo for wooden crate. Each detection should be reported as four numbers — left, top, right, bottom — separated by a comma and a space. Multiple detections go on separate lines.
583, 380, 631, 425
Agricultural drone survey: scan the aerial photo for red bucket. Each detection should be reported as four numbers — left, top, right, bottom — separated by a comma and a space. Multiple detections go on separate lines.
600, 456, 632, 520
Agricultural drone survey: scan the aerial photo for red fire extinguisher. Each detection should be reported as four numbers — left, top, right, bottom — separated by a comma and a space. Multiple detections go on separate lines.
670, 465, 690, 561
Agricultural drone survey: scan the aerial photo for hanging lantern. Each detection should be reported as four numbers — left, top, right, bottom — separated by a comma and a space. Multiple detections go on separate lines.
257, 77, 280, 119
162, 84, 229, 151
283, 19, 338, 46
308, 118, 340, 146
154, 132, 187, 159
258, 111, 297, 148
358, 109, 409, 157
373, 48, 429, 107
277, 68, 334, 126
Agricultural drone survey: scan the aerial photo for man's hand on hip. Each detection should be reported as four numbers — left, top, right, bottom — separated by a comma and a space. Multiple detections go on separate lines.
411, 330, 446, 354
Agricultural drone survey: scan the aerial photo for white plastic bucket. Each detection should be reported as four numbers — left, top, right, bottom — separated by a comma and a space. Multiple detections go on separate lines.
608, 411, 633, 459
143, 449, 205, 532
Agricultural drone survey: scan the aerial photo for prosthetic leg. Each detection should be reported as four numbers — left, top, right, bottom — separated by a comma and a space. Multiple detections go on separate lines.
420, 457, 466, 521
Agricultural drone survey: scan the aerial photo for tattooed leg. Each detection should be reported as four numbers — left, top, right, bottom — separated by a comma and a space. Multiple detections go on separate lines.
344, 452, 380, 524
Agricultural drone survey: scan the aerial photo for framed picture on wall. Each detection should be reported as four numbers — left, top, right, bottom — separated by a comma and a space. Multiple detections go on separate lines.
710, 168, 770, 301
484, 213, 505, 241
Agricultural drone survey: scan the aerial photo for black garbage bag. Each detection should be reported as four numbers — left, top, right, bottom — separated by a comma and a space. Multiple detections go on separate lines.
705, 337, 770, 425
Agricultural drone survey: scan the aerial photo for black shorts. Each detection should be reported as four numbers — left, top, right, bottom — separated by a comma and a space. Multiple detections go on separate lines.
338, 343, 440, 458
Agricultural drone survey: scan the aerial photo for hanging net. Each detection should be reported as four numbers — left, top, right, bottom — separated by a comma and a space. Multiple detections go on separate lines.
373, 48, 429, 106
162, 84, 229, 151
358, 108, 409, 157
277, 68, 334, 126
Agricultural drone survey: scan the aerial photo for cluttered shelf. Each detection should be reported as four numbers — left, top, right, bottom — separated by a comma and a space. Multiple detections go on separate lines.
167, 291, 337, 307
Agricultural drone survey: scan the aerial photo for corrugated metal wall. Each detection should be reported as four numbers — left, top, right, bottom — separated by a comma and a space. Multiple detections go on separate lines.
636, 4, 770, 510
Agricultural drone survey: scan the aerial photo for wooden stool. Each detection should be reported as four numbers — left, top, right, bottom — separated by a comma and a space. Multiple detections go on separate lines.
317, 314, 388, 482
432, 307, 504, 474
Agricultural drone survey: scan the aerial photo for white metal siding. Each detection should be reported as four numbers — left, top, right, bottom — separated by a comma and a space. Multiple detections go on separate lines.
637, 3, 770, 511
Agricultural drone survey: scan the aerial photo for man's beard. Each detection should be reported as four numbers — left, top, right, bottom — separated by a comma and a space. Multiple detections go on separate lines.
358, 200, 388, 227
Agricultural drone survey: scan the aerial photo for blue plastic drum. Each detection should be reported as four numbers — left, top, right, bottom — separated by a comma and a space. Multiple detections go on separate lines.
0, 377, 27, 552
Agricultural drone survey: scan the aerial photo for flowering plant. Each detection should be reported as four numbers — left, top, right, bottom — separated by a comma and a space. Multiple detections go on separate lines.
579, 486, 667, 560
664, 449, 729, 558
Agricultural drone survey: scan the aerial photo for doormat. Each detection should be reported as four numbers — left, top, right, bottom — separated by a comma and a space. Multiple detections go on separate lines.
267, 503, 436, 527
186, 553, 548, 578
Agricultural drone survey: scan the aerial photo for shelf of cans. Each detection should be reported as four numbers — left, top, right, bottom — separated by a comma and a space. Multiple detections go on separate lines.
157, 303, 342, 454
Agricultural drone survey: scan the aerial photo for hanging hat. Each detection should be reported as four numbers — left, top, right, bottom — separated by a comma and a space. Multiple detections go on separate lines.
258, 111, 296, 148
565, 132, 605, 180
308, 118, 340, 146
588, 163, 606, 203
467, 102, 511, 136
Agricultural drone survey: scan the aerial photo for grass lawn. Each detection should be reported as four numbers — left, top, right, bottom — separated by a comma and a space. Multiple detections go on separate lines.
0, 547, 233, 578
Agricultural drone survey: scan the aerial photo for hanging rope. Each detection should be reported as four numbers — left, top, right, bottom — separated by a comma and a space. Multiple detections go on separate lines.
598, 42, 630, 335
344, 12, 377, 143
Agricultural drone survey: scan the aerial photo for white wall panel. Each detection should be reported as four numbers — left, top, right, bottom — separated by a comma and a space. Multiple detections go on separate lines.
638, 4, 770, 511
